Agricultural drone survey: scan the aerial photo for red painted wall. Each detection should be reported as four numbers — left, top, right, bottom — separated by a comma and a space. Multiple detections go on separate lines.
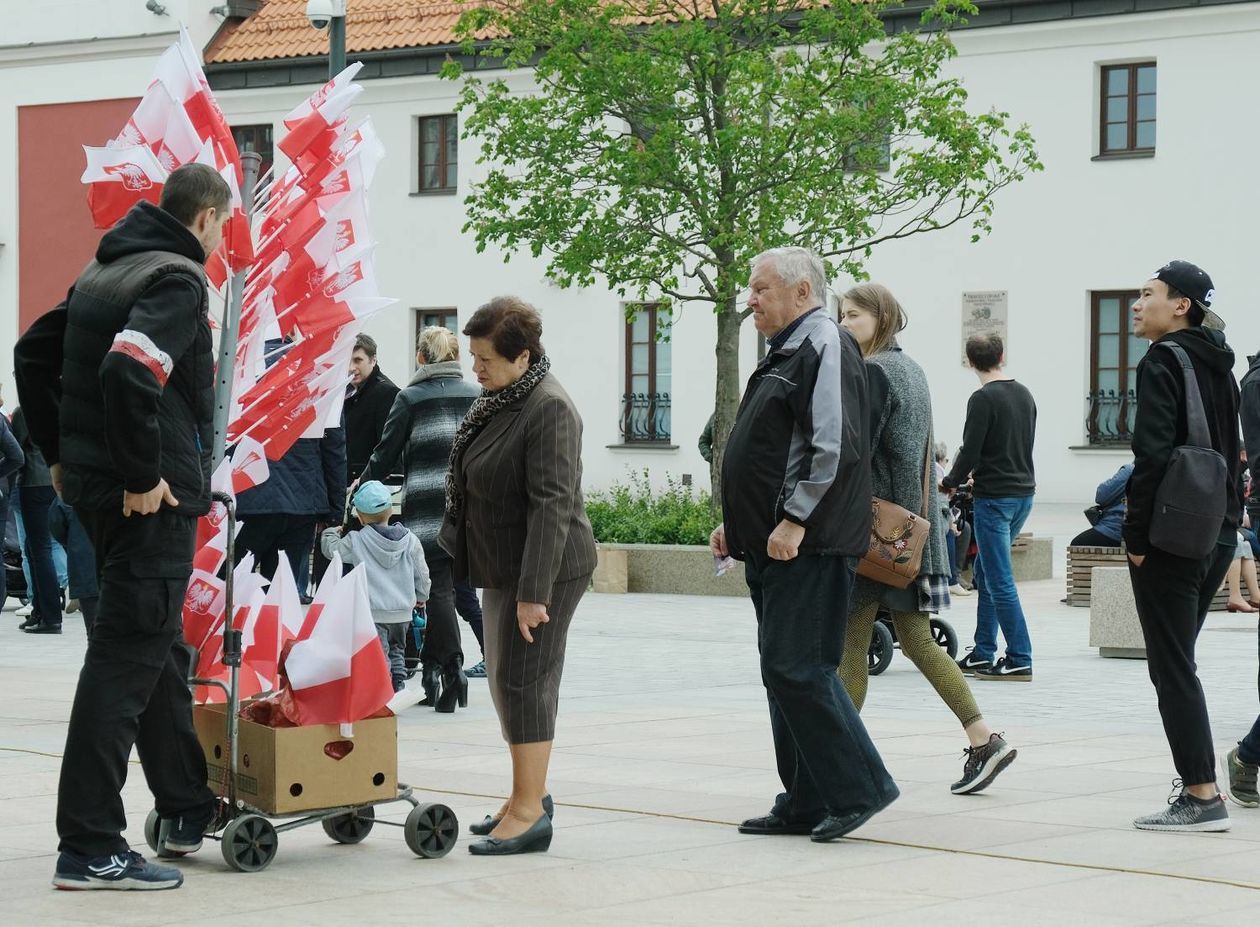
17, 98, 139, 333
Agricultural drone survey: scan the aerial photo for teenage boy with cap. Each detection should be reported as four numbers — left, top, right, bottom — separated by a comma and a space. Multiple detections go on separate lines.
1125, 260, 1241, 832
321, 481, 430, 692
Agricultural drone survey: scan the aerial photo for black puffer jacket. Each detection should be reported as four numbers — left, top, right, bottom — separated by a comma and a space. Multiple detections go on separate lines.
1123, 326, 1242, 556
14, 202, 214, 515
345, 365, 399, 484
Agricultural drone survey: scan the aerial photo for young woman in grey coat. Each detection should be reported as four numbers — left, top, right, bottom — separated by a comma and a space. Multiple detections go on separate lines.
837, 283, 1017, 795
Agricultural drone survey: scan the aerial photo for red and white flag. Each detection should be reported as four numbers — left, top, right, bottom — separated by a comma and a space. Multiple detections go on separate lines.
82, 145, 167, 228
284, 564, 394, 726
278, 63, 363, 166
182, 568, 226, 654
296, 551, 342, 640
229, 434, 271, 494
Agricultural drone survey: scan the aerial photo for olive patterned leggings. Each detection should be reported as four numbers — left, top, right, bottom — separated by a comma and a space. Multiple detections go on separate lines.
840, 600, 983, 729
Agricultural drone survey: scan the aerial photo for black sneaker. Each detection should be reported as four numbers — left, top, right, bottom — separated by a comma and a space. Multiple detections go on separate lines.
956, 648, 992, 676
23, 622, 63, 634
1221, 747, 1259, 808
52, 849, 183, 891
161, 802, 222, 855
952, 733, 1017, 794
973, 657, 1031, 682
1133, 781, 1231, 833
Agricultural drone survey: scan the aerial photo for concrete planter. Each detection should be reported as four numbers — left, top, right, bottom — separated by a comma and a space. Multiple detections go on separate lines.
595, 543, 746, 597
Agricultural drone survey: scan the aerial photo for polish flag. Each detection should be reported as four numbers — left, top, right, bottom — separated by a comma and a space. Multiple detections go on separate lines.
297, 117, 384, 193
287, 115, 348, 179
193, 515, 230, 575
297, 552, 342, 640
230, 435, 271, 494
182, 568, 226, 654
82, 145, 167, 228
112, 82, 204, 172
284, 564, 394, 726
279, 63, 363, 166
243, 362, 349, 458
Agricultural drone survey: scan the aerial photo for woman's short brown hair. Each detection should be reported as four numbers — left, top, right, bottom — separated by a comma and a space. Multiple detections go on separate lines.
463, 296, 545, 365
841, 283, 907, 357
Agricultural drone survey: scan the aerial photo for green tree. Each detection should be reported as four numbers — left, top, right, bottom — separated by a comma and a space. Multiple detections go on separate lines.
445, 0, 1041, 503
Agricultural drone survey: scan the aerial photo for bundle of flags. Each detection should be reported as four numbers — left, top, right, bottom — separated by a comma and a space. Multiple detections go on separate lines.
81, 27, 254, 280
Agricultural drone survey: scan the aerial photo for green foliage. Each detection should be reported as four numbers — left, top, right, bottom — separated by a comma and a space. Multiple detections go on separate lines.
444, 0, 1043, 308
586, 469, 719, 545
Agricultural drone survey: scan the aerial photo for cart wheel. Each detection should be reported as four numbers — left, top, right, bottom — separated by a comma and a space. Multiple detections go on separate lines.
930, 618, 959, 659
868, 621, 894, 677
322, 807, 375, 844
143, 808, 162, 856
405, 803, 458, 859
221, 814, 278, 872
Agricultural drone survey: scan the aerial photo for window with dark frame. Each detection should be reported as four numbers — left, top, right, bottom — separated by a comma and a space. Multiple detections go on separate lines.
1086, 290, 1147, 445
231, 123, 274, 179
622, 305, 672, 444
417, 114, 458, 193
1099, 63, 1156, 156
413, 308, 459, 369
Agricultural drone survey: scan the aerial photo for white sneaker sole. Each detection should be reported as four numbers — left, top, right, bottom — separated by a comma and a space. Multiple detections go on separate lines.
951, 745, 1018, 795
1132, 818, 1231, 833
52, 875, 182, 890
1221, 753, 1260, 808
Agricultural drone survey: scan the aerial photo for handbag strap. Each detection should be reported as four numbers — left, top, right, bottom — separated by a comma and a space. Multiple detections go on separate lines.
1155, 342, 1212, 448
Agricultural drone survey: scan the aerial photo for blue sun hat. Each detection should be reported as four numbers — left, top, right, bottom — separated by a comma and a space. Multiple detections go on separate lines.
352, 480, 392, 515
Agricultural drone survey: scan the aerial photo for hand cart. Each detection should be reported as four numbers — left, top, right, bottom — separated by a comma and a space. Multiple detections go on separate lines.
143, 491, 459, 872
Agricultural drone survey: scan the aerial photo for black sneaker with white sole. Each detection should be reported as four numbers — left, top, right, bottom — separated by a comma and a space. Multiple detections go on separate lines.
52, 849, 183, 891
956, 649, 992, 676
162, 801, 224, 855
973, 657, 1032, 682
1133, 781, 1231, 833
951, 733, 1018, 795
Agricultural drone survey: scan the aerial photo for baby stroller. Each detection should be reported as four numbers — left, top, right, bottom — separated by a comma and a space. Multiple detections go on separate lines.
867, 606, 959, 676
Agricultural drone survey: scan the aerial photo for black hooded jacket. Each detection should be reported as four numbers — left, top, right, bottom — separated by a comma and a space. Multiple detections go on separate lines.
1123, 326, 1242, 556
1240, 352, 1260, 467
13, 201, 214, 515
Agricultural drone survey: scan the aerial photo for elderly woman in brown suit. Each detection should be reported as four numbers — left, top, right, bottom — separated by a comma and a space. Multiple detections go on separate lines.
441, 296, 597, 856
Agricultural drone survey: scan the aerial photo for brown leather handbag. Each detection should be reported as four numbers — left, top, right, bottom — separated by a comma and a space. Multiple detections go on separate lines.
856, 439, 934, 589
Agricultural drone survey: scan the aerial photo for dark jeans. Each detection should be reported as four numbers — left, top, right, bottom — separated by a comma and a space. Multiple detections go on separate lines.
234, 513, 318, 582
1237, 608, 1260, 766
20, 484, 62, 627
1129, 543, 1235, 785
59, 507, 213, 857
744, 553, 897, 820
455, 577, 485, 656
0, 483, 10, 608
945, 530, 960, 585
421, 553, 464, 670
972, 495, 1034, 666
50, 497, 100, 631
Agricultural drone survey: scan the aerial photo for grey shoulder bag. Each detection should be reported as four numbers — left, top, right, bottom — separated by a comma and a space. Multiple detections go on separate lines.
1148, 342, 1228, 560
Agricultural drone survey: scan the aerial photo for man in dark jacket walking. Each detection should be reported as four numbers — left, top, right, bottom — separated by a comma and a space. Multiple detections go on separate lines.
711, 247, 897, 843
1125, 261, 1240, 832
345, 333, 399, 486
14, 164, 228, 889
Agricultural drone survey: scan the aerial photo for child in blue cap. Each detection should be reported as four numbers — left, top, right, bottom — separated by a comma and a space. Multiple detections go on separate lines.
321, 481, 430, 692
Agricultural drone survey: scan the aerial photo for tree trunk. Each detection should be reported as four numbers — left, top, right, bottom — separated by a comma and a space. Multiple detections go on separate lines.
709, 289, 743, 517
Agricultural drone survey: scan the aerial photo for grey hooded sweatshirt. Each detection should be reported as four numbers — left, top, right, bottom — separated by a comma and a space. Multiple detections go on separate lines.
321, 523, 431, 624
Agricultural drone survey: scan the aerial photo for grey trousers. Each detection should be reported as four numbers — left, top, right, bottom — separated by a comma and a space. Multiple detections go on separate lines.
482, 575, 590, 744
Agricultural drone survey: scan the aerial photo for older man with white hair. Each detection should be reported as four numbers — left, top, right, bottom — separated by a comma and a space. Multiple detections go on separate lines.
711, 247, 899, 843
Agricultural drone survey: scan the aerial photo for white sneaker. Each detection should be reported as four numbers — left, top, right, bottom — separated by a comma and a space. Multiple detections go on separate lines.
949, 584, 973, 597
16, 603, 34, 618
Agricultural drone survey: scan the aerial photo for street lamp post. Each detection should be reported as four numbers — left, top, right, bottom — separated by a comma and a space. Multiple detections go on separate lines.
305, 0, 347, 79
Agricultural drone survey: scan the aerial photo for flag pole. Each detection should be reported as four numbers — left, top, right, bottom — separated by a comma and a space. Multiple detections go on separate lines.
212, 150, 262, 471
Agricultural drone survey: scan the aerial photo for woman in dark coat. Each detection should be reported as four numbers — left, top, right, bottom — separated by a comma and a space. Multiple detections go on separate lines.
441, 297, 596, 856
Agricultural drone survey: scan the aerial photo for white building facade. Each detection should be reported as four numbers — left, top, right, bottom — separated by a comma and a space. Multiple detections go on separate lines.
3, 0, 1258, 504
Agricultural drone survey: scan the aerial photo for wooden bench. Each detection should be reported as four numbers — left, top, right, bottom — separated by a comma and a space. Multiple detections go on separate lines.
1066, 544, 1230, 610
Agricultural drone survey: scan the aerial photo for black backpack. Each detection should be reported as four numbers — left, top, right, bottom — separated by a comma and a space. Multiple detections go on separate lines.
1148, 342, 1228, 560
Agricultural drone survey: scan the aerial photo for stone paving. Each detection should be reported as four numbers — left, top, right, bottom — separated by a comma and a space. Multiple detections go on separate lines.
1, 505, 1258, 925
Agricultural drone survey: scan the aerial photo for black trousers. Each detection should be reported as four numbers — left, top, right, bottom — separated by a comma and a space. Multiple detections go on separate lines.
234, 513, 317, 582
1070, 527, 1121, 548
20, 484, 63, 627
744, 554, 898, 821
1242, 616, 1260, 765
421, 553, 464, 670
1128, 543, 1235, 785
454, 577, 485, 655
59, 507, 214, 857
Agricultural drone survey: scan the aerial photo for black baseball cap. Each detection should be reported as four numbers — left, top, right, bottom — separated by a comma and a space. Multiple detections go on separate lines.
1151, 260, 1223, 330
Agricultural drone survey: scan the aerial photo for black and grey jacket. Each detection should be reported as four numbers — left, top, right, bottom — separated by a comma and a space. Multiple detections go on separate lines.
361, 361, 480, 555
721, 310, 872, 560
14, 202, 214, 515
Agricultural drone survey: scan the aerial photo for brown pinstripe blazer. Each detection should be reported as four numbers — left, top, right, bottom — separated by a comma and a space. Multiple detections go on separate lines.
440, 373, 597, 604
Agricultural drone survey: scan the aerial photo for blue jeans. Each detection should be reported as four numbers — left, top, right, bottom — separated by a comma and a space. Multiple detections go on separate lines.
14, 484, 68, 596
971, 495, 1034, 667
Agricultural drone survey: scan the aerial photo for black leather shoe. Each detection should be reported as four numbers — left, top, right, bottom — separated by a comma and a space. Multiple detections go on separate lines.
469, 794, 554, 836
418, 665, 441, 706
468, 814, 552, 855
810, 789, 899, 843
18, 615, 39, 630
435, 660, 468, 713
737, 812, 817, 836
23, 622, 62, 635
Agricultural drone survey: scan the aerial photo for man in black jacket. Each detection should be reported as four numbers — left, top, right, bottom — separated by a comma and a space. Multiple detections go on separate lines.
1125, 260, 1239, 833
711, 247, 897, 843
345, 333, 399, 486
14, 164, 228, 889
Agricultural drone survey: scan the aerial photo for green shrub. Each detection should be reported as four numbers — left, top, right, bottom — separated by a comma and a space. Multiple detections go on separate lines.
585, 469, 718, 546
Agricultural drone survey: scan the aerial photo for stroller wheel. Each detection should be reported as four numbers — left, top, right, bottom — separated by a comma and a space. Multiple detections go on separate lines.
221, 814, 278, 872
322, 807, 375, 844
868, 622, 894, 677
405, 803, 458, 859
930, 618, 959, 659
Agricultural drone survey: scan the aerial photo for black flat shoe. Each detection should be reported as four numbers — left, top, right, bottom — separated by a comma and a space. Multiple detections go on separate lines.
468, 814, 552, 856
18, 616, 39, 630
810, 788, 899, 843
23, 623, 62, 635
737, 812, 817, 836
469, 793, 554, 836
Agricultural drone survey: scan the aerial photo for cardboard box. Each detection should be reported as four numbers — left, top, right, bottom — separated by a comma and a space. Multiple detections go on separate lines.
193, 704, 398, 814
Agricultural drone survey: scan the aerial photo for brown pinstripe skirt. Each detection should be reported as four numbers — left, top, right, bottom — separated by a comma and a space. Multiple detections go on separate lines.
481, 575, 591, 744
